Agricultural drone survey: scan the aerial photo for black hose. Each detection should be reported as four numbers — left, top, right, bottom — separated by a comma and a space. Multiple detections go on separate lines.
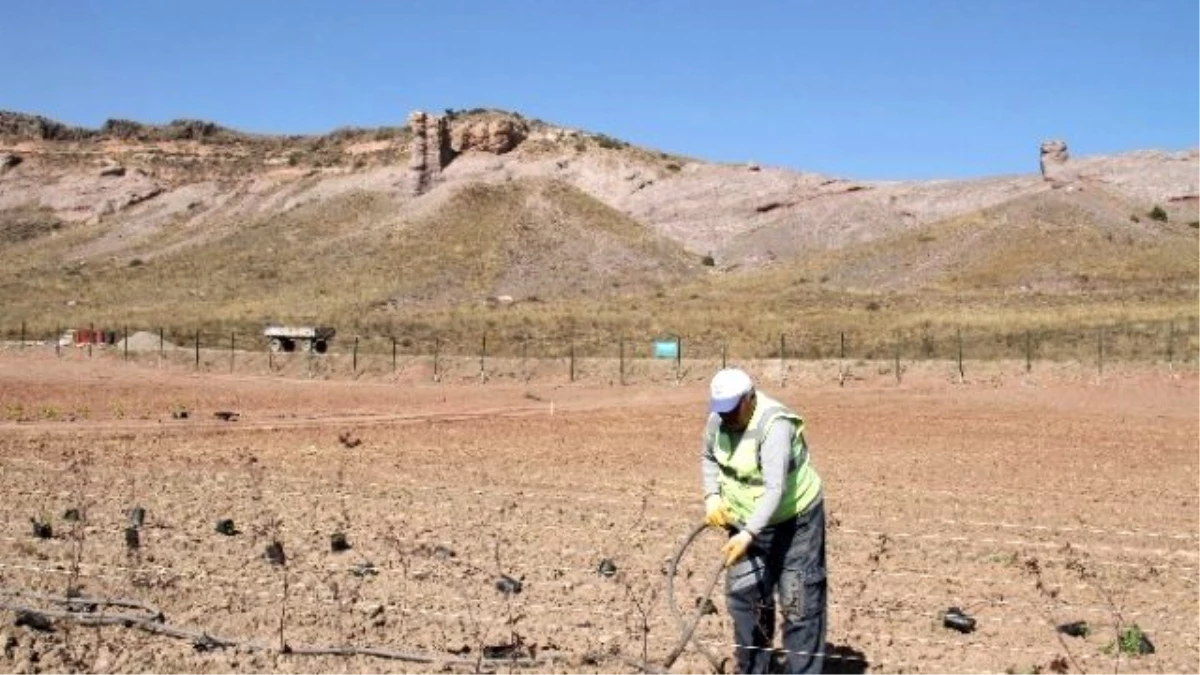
662, 522, 726, 673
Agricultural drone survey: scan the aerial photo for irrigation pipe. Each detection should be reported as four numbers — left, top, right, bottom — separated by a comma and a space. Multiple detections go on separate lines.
0, 588, 553, 669
661, 522, 726, 673
3, 524, 730, 673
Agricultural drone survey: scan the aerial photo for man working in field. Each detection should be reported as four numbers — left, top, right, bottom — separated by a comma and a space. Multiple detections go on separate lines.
701, 367, 827, 674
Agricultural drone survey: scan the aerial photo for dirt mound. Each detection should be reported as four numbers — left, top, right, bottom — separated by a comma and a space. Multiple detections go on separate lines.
115, 330, 177, 351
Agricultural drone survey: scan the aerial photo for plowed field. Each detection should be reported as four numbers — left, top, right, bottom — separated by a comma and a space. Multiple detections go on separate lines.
0, 350, 1196, 673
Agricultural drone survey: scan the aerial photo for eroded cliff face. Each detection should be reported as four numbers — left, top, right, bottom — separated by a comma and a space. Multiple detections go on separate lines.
1, 108, 1196, 284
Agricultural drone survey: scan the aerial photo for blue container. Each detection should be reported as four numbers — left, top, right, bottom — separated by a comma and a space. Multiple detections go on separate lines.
653, 339, 680, 360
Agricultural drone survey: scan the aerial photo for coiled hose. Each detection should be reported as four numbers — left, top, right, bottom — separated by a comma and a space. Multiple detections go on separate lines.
661, 522, 726, 673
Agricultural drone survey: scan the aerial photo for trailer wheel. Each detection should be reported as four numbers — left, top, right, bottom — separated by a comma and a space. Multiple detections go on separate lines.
312, 339, 328, 354
269, 338, 285, 353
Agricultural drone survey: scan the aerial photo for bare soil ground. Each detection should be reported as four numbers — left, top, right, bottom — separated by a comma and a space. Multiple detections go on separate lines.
0, 350, 1196, 674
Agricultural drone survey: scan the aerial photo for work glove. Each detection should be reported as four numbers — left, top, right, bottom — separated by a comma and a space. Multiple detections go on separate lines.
704, 495, 731, 529
721, 531, 753, 568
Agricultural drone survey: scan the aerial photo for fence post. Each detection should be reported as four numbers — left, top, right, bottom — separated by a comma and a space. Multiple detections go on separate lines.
1166, 320, 1175, 368
392, 337, 397, 372
780, 333, 787, 387
479, 333, 486, 381
124, 326, 130, 362
159, 327, 164, 363
353, 336, 359, 374
55, 325, 61, 358
894, 330, 902, 384
839, 331, 846, 387
1097, 326, 1104, 376
20, 321, 25, 349
230, 331, 235, 372
194, 331, 200, 370
521, 336, 528, 381
1022, 329, 1030, 373
569, 338, 575, 383
432, 337, 440, 382
957, 327, 964, 382
619, 336, 625, 386
675, 336, 682, 381
88, 322, 94, 358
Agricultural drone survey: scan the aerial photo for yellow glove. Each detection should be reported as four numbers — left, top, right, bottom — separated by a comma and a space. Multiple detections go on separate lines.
704, 495, 731, 528
721, 531, 753, 567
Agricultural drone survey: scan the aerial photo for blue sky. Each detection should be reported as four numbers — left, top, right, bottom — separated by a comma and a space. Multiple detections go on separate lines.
2, 1, 1196, 179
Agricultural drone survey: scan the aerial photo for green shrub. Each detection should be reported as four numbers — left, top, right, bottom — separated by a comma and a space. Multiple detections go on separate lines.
593, 133, 628, 150
1148, 205, 1168, 222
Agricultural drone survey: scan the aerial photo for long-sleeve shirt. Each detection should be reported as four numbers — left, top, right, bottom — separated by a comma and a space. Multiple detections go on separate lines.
702, 415, 796, 536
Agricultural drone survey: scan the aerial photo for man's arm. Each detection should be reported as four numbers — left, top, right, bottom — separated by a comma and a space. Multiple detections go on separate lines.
741, 418, 794, 535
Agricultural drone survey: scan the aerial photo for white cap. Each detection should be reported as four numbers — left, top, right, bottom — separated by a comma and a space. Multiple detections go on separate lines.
709, 368, 753, 413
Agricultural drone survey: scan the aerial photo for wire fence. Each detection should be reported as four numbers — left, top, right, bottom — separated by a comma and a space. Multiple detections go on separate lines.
2, 316, 1197, 384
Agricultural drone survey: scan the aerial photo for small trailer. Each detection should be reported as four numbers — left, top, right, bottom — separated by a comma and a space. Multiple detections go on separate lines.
263, 325, 336, 354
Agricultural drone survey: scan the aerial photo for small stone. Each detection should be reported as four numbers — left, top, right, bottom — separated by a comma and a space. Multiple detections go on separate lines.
264, 541, 286, 566
494, 575, 522, 596
14, 610, 53, 632
124, 527, 140, 550
329, 532, 350, 553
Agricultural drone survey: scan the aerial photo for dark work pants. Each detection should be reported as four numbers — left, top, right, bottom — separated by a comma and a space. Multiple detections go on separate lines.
724, 498, 827, 674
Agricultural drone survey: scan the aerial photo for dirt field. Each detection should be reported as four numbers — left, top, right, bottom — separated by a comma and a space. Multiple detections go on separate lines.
0, 349, 1196, 674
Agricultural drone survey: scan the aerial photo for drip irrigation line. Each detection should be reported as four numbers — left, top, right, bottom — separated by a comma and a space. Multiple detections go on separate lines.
660, 522, 726, 673
0, 588, 561, 670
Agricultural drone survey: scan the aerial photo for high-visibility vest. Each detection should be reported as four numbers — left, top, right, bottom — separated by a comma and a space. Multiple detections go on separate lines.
706, 392, 821, 527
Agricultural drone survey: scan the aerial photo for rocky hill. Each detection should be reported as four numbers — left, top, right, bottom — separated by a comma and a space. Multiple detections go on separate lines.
0, 108, 1196, 344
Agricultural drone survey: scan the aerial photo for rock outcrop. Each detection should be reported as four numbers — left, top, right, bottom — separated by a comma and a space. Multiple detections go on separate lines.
450, 116, 528, 154
408, 110, 453, 195
1039, 140, 1072, 182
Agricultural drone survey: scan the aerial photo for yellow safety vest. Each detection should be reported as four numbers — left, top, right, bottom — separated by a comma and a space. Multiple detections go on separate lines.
706, 392, 821, 527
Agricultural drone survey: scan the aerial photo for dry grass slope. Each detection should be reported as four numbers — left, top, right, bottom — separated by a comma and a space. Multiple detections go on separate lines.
0, 110, 1196, 359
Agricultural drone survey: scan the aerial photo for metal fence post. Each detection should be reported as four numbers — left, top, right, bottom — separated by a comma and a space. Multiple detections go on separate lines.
894, 330, 901, 384
55, 325, 61, 358
1021, 329, 1030, 373
195, 331, 200, 370
432, 337, 440, 381
569, 338, 575, 383
619, 336, 625, 386
353, 336, 359, 373
88, 322, 94, 358
230, 331, 235, 372
839, 331, 847, 387
779, 333, 787, 387
20, 321, 25, 349
125, 326, 130, 362
392, 336, 397, 372
675, 336, 682, 381
479, 333, 486, 381
958, 327, 964, 381
1166, 320, 1175, 368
